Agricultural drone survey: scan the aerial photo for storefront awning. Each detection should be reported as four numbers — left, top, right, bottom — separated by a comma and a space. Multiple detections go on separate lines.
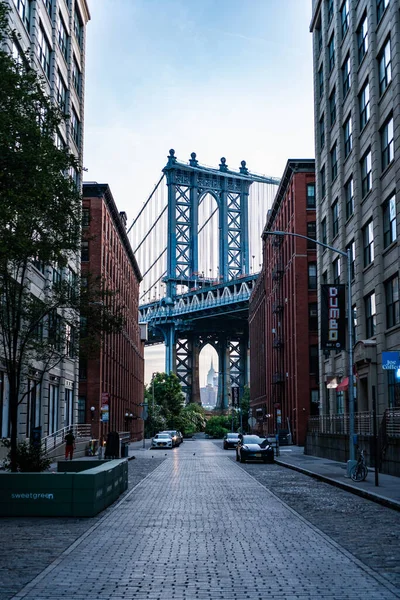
336, 377, 349, 392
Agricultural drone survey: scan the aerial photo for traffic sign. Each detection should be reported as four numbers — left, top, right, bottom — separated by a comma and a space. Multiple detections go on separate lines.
248, 417, 256, 427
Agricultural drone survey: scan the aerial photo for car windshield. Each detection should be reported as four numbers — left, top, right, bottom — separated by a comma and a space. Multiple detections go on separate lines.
227, 434, 239, 438
157, 434, 171, 439
242, 435, 265, 444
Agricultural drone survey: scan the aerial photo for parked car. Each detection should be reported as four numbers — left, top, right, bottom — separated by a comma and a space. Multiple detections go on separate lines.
236, 435, 274, 464
223, 432, 240, 449
151, 433, 173, 449
161, 430, 181, 447
176, 431, 184, 444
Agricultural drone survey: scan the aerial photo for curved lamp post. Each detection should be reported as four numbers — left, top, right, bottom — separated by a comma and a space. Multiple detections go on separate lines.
264, 231, 355, 462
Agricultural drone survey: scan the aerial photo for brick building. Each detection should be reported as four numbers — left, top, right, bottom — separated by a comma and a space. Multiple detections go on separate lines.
80, 183, 145, 441
249, 160, 316, 445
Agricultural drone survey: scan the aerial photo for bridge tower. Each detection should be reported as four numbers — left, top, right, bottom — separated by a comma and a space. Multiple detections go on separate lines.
160, 149, 253, 409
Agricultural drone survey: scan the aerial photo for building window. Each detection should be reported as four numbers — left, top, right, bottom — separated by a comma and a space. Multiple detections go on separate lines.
319, 115, 325, 149
377, 0, 389, 22
82, 208, 90, 227
317, 24, 323, 55
332, 200, 339, 238
37, 25, 51, 79
357, 14, 368, 64
320, 165, 326, 198
309, 345, 319, 376
328, 0, 334, 24
71, 108, 80, 146
342, 55, 351, 97
13, 0, 30, 31
309, 303, 318, 331
44, 0, 52, 16
341, 0, 349, 38
307, 222, 317, 249
361, 149, 372, 197
78, 396, 86, 424
79, 359, 87, 380
72, 56, 81, 95
330, 143, 337, 181
333, 257, 341, 285
306, 183, 316, 208
359, 80, 370, 130
381, 116, 394, 171
329, 88, 336, 126
344, 177, 354, 219
383, 194, 396, 248
65, 324, 75, 358
55, 130, 65, 150
388, 370, 400, 409
74, 9, 83, 48
365, 292, 376, 338
308, 262, 317, 290
48, 384, 59, 435
328, 34, 335, 72
336, 391, 344, 414
378, 39, 392, 96
321, 218, 327, 246
58, 12, 68, 61
385, 275, 399, 329
347, 240, 356, 280
363, 220, 374, 267
81, 240, 89, 262
318, 65, 324, 100
343, 115, 352, 158
56, 70, 67, 110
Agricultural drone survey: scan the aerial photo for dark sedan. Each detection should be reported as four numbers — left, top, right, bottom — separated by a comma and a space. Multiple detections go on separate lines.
223, 433, 240, 450
236, 435, 274, 464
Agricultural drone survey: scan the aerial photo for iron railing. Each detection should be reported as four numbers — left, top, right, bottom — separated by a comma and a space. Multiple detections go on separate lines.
308, 410, 400, 437
42, 424, 92, 452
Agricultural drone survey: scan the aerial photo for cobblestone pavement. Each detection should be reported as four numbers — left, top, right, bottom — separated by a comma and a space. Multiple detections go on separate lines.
223, 446, 400, 590
5, 441, 400, 600
0, 455, 165, 600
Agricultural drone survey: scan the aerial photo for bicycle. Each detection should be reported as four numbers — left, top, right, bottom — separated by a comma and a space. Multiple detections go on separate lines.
350, 448, 368, 482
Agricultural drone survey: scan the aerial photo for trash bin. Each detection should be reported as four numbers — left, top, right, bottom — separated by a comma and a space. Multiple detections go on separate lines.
121, 442, 129, 458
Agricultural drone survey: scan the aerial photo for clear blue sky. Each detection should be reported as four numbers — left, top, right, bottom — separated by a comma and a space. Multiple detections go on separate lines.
83, 0, 315, 381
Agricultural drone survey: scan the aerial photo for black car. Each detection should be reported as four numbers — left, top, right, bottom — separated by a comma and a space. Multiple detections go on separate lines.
236, 435, 274, 464
223, 432, 240, 450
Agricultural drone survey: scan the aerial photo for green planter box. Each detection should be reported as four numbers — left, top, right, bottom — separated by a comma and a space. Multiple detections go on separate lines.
0, 459, 128, 517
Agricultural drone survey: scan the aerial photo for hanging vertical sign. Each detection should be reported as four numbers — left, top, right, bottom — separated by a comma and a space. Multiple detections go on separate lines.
231, 387, 239, 407
101, 392, 110, 422
321, 284, 346, 350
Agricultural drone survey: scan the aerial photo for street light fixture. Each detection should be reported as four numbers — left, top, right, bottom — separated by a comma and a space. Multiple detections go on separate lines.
265, 230, 355, 463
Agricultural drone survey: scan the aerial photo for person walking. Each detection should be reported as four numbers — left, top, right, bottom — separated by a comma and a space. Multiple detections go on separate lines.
64, 429, 76, 460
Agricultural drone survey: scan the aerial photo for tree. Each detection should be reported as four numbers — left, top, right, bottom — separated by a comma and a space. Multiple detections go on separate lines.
175, 403, 206, 436
144, 372, 185, 435
205, 415, 231, 438
0, 4, 123, 471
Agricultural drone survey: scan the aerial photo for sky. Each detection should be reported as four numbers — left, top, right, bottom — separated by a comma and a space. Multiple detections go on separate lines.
83, 0, 316, 383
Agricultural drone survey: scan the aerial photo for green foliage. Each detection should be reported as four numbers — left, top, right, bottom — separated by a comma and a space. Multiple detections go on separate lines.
175, 403, 206, 436
2, 439, 51, 472
205, 415, 231, 438
144, 372, 185, 435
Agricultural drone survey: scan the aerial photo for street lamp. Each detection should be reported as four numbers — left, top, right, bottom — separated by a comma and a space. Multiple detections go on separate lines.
265, 231, 355, 463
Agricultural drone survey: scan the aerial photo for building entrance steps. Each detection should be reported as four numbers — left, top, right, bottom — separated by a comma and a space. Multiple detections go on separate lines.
11, 439, 399, 599
275, 445, 400, 511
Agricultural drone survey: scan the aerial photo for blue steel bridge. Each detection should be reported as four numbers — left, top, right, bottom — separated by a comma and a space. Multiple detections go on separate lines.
128, 149, 279, 409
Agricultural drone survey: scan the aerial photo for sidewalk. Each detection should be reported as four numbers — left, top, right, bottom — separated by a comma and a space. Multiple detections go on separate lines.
275, 445, 400, 511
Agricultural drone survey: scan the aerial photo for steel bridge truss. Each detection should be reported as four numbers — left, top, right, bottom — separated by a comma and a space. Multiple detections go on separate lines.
139, 150, 278, 408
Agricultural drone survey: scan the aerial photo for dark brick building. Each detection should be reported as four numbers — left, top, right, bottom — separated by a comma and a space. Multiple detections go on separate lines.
80, 183, 144, 441
249, 160, 317, 445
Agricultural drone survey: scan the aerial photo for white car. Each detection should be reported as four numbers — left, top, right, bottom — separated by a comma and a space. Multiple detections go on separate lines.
151, 433, 173, 449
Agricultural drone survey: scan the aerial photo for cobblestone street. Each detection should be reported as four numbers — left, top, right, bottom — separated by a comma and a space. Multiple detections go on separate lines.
2, 441, 400, 600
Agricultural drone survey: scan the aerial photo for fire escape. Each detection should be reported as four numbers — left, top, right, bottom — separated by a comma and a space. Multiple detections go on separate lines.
271, 235, 285, 429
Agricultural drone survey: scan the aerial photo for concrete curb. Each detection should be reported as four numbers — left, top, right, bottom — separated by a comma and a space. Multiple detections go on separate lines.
275, 459, 400, 513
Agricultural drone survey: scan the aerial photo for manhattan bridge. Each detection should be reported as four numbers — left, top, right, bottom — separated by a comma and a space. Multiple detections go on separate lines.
128, 149, 280, 409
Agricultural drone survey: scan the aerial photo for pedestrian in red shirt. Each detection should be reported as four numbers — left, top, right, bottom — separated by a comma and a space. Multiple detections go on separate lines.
64, 430, 76, 460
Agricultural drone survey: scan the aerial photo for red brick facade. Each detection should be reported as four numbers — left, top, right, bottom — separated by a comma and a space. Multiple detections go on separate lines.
80, 183, 144, 441
249, 160, 317, 445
